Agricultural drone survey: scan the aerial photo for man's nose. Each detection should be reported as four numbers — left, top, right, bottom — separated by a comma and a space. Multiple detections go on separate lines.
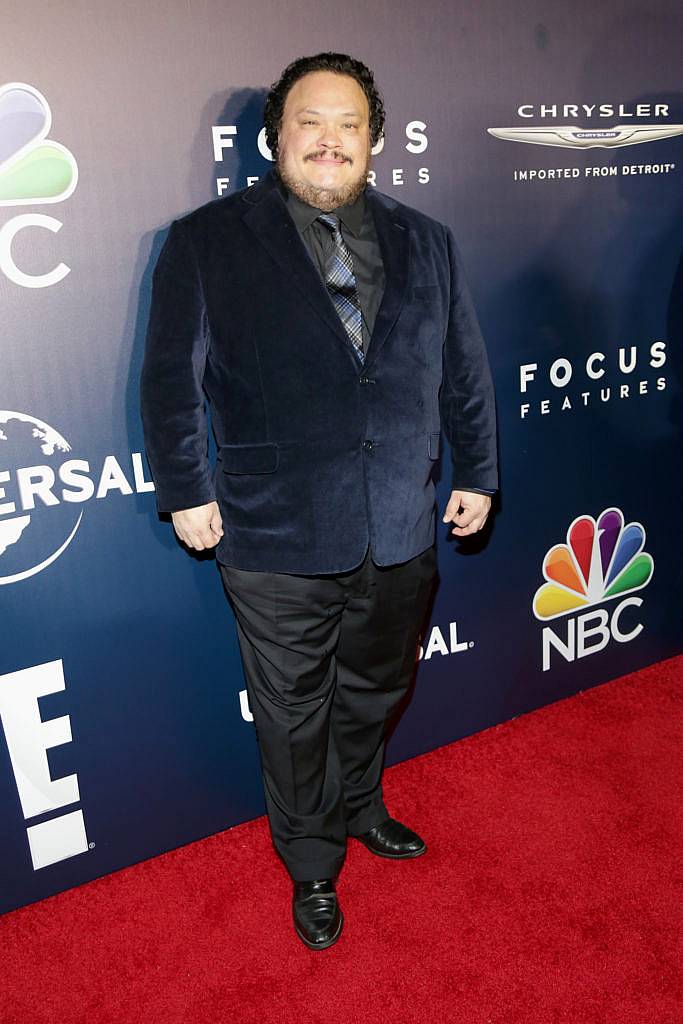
317, 124, 343, 148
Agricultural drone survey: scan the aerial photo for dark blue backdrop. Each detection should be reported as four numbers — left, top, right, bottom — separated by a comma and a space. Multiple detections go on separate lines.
1, 0, 681, 914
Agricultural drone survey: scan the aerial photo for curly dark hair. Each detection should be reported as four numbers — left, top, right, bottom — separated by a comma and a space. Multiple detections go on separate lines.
263, 52, 385, 160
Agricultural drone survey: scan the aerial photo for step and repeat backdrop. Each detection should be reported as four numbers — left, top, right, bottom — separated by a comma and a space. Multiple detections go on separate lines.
1, 0, 681, 914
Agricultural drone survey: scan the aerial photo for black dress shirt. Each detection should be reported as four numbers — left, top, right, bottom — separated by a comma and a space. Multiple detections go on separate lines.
283, 184, 385, 354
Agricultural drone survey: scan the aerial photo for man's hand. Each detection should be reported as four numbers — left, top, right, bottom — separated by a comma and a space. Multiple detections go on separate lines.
171, 501, 224, 550
442, 490, 491, 537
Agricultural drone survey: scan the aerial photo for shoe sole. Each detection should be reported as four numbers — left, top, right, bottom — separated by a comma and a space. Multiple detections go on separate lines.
294, 911, 344, 951
356, 840, 427, 859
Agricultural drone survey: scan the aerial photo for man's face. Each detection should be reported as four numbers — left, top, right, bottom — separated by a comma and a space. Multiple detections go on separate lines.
277, 70, 372, 211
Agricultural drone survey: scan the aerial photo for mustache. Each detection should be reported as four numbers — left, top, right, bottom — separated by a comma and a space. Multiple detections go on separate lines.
305, 151, 352, 164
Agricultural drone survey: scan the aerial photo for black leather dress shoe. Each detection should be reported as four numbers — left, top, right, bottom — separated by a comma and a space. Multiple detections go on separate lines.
292, 879, 343, 950
356, 817, 427, 859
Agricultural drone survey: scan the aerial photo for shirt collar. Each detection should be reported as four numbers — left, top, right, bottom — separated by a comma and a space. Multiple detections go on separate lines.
281, 178, 367, 238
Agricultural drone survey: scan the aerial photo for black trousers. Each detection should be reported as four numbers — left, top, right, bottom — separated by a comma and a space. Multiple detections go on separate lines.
219, 544, 437, 881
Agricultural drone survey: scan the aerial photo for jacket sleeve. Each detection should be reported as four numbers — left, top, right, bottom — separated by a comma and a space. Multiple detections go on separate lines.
139, 218, 216, 513
439, 226, 499, 493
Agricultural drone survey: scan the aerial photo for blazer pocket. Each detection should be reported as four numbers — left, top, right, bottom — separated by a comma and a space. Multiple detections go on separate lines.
428, 432, 441, 460
220, 442, 279, 474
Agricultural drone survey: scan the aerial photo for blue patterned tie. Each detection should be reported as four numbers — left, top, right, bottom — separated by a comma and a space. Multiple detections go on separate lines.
317, 213, 365, 363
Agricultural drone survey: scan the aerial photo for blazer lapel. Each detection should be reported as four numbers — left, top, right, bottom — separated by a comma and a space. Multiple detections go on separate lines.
363, 190, 411, 368
241, 174, 356, 359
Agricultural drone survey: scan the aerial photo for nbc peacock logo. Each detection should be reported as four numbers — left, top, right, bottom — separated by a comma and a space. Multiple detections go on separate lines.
0, 82, 77, 205
0, 82, 78, 288
533, 507, 654, 671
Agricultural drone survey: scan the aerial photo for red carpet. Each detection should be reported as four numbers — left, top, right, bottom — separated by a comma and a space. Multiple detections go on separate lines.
1, 656, 681, 1023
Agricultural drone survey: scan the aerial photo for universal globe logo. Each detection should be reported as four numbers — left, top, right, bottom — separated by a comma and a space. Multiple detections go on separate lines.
0, 412, 79, 584
0, 82, 78, 287
0, 410, 154, 585
533, 507, 654, 671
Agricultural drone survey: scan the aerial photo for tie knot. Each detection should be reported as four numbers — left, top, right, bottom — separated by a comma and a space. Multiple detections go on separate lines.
317, 213, 341, 233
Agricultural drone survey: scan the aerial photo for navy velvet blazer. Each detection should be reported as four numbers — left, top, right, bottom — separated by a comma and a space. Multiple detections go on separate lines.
140, 170, 498, 573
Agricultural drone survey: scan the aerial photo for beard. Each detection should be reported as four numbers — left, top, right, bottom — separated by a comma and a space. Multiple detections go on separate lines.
277, 147, 371, 211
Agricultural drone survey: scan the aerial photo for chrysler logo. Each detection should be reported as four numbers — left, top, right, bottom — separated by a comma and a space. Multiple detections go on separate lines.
487, 123, 683, 150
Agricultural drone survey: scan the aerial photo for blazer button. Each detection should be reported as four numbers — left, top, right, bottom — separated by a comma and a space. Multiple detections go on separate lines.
362, 440, 373, 451
359, 376, 369, 385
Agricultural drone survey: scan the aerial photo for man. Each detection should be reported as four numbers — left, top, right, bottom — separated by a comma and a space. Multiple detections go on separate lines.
140, 52, 497, 950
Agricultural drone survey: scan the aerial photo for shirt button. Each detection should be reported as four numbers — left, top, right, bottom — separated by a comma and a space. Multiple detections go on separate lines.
362, 440, 373, 451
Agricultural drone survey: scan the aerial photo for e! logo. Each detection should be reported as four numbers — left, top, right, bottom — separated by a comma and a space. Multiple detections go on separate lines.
0, 659, 89, 869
